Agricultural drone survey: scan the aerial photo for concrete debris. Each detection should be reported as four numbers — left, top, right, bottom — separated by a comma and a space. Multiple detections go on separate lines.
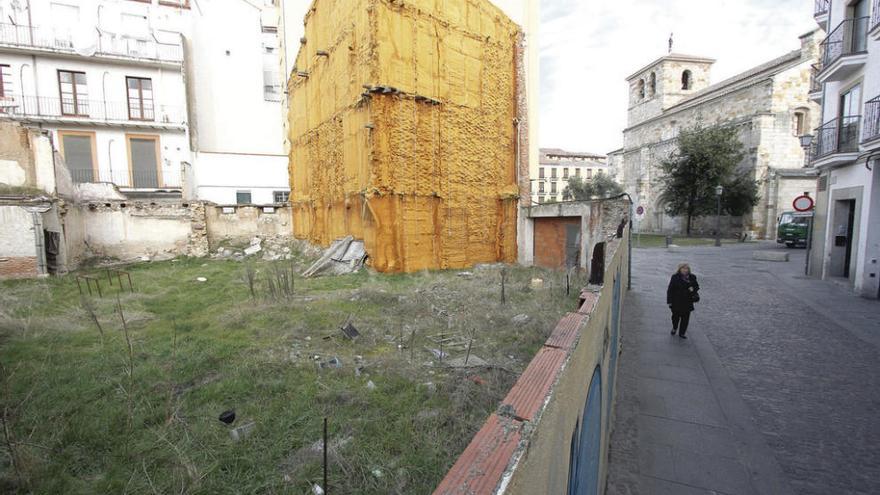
457, 271, 473, 278
366, 380, 376, 391
372, 468, 384, 478
530, 278, 544, 289
196, 277, 207, 282
243, 244, 262, 256
444, 355, 489, 368
302, 235, 367, 277
512, 314, 530, 325
229, 421, 256, 442
312, 484, 325, 495
422, 382, 436, 394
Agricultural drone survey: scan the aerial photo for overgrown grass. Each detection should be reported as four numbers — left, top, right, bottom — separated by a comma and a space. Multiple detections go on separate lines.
0, 256, 582, 494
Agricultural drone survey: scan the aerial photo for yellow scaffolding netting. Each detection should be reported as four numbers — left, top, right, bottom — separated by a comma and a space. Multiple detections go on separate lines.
288, 0, 520, 272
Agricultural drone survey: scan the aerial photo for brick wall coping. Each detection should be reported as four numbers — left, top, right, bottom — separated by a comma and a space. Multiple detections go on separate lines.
433, 239, 619, 494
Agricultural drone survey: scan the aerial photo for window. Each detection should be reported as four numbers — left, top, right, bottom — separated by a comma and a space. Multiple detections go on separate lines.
58, 131, 97, 183
51, 3, 78, 47
263, 32, 281, 101
0, 64, 12, 100
236, 190, 252, 204
551, 182, 557, 194
273, 190, 290, 203
126, 134, 160, 188
539, 167, 545, 178
587, 169, 593, 179
575, 168, 581, 178
563, 168, 569, 178
681, 70, 692, 90
793, 109, 809, 136
839, 83, 861, 119
538, 182, 545, 193
126, 77, 154, 121
637, 79, 645, 99
551, 168, 557, 179
648, 72, 656, 96
538, 196, 545, 204
58, 70, 88, 116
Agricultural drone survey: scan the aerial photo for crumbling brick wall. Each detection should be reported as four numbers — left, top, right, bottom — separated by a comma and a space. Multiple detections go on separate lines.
288, 0, 521, 272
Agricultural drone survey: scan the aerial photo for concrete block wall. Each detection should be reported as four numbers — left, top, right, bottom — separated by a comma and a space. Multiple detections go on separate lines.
205, 204, 293, 245
434, 221, 630, 494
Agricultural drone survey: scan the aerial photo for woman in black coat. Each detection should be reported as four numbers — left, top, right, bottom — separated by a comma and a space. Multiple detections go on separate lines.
666, 263, 699, 338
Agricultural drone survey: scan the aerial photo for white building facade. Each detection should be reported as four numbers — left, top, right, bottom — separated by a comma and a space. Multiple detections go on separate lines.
808, 0, 880, 299
0, 0, 289, 205
534, 148, 609, 204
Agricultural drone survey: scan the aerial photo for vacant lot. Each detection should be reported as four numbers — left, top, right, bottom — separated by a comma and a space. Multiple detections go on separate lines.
0, 251, 582, 494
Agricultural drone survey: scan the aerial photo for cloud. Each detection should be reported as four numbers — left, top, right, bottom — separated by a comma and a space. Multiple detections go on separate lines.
539, 0, 819, 153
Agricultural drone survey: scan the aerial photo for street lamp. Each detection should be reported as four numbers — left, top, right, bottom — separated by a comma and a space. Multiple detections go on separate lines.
715, 184, 723, 247
799, 134, 814, 167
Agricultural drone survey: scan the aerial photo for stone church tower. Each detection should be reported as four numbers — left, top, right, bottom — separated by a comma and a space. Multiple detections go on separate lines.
618, 31, 822, 239
625, 54, 715, 128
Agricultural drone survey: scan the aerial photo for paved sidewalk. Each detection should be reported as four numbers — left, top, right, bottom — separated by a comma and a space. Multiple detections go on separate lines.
606, 243, 880, 495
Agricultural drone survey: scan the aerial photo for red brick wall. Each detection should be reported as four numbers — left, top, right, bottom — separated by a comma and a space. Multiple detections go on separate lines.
0, 257, 39, 279
533, 217, 580, 269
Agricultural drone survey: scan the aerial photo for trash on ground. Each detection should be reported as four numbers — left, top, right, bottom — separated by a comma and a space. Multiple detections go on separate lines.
229, 421, 256, 441
341, 322, 360, 340
512, 314, 530, 325
218, 409, 236, 424
302, 235, 367, 277
196, 277, 207, 282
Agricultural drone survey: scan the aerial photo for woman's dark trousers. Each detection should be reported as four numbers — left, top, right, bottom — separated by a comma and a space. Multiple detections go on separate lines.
671, 312, 690, 336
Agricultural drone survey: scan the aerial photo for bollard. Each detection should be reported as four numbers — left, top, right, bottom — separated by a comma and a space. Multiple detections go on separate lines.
665, 235, 672, 248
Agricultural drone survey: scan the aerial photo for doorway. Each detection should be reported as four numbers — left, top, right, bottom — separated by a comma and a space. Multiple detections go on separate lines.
830, 199, 856, 278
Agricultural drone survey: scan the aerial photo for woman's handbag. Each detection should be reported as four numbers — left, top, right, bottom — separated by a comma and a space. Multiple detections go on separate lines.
691, 289, 700, 303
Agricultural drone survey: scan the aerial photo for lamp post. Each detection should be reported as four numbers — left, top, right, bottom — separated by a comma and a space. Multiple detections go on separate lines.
799, 134, 814, 167
714, 184, 723, 247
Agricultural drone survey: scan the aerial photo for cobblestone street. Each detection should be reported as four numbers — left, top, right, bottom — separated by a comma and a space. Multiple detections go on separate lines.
607, 242, 880, 495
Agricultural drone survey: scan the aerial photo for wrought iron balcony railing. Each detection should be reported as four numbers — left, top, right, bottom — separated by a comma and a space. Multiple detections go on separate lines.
0, 95, 185, 125
815, 0, 829, 17
873, 0, 880, 32
809, 64, 823, 94
819, 17, 870, 71
0, 23, 182, 64
65, 167, 181, 189
813, 116, 862, 159
863, 96, 880, 143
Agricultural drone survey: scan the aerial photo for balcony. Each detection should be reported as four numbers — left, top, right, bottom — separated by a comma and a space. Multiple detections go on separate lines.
863, 96, 880, 149
65, 168, 182, 190
811, 116, 862, 168
0, 95, 185, 129
814, 0, 829, 29
0, 23, 183, 66
817, 17, 870, 83
808, 64, 823, 103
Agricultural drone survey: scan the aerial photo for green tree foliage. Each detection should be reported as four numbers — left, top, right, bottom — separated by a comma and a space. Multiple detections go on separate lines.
562, 173, 624, 201
658, 124, 759, 235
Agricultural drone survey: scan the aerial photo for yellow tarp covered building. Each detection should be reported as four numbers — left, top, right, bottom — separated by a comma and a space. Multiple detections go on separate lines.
287, 0, 522, 272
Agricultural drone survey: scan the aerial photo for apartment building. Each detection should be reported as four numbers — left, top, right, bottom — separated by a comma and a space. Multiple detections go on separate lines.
533, 148, 609, 204
807, 0, 880, 298
0, 0, 289, 204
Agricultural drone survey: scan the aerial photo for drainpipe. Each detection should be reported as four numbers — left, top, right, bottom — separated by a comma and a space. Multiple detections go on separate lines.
25, 0, 34, 45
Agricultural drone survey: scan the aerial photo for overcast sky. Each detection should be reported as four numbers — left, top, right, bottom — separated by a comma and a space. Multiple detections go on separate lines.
539, 0, 819, 154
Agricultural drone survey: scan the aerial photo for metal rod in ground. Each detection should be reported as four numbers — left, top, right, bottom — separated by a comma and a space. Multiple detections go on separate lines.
76, 277, 83, 295
323, 417, 328, 494
464, 329, 475, 365
106, 269, 113, 286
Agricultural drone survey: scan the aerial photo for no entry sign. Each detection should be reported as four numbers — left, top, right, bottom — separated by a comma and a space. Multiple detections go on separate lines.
793, 194, 814, 212
635, 205, 646, 220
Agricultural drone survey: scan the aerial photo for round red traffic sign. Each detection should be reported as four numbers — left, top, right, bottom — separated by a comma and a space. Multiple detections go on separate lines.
793, 195, 814, 212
